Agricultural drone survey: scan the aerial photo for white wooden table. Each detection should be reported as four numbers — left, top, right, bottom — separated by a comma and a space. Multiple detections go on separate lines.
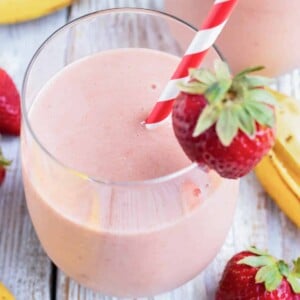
1, 1, 300, 299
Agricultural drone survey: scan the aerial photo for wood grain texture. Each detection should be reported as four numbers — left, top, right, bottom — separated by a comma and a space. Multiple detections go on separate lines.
0, 10, 68, 300
0, 1, 300, 300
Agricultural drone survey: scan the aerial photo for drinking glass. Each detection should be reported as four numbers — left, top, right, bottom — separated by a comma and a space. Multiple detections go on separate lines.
21, 8, 239, 298
165, 0, 300, 76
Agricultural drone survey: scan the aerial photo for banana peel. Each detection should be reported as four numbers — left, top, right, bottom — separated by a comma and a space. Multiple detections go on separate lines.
255, 151, 300, 225
273, 93, 300, 186
0, 0, 73, 24
0, 282, 15, 300
255, 90, 300, 227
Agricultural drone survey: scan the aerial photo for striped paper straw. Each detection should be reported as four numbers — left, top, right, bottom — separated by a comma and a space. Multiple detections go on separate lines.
145, 0, 238, 128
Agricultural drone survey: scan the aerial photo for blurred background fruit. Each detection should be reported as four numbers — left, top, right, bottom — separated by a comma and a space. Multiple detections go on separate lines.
255, 90, 300, 227
164, 0, 300, 76
0, 282, 15, 300
0, 0, 73, 24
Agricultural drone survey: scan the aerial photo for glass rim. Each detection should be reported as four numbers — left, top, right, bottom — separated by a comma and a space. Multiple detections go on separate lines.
21, 7, 224, 187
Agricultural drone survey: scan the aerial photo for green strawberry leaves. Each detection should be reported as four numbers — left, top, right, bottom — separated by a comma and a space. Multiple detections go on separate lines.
248, 246, 270, 256
238, 247, 300, 294
205, 79, 232, 104
244, 100, 275, 128
287, 274, 300, 293
216, 106, 238, 146
178, 60, 276, 147
234, 65, 265, 79
235, 106, 256, 136
177, 81, 207, 95
293, 258, 300, 274
256, 264, 283, 292
247, 89, 277, 105
214, 60, 231, 81
278, 260, 290, 277
0, 148, 11, 167
193, 105, 220, 137
189, 68, 216, 85
287, 258, 300, 293
238, 254, 275, 268
244, 76, 274, 90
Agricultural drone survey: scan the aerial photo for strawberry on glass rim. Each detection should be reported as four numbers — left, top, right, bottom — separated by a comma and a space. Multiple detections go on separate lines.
172, 60, 276, 179
216, 247, 300, 299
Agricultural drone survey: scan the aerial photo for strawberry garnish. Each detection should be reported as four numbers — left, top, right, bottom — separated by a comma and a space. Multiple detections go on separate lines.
172, 61, 276, 179
0, 147, 10, 185
0, 68, 21, 136
216, 247, 300, 299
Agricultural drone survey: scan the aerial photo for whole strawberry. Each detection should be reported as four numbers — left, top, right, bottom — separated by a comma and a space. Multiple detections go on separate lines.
172, 61, 276, 179
0, 68, 21, 135
216, 247, 300, 299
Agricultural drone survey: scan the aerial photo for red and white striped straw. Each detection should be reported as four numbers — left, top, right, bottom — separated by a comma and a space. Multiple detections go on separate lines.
145, 0, 238, 128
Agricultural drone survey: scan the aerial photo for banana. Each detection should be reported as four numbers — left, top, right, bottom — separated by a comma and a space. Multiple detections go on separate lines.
255, 90, 300, 227
0, 282, 15, 300
272, 91, 300, 186
0, 0, 73, 24
255, 151, 300, 226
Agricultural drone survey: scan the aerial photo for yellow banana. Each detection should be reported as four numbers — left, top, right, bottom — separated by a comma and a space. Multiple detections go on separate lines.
255, 151, 300, 226
272, 91, 300, 186
255, 90, 300, 226
0, 282, 15, 300
0, 0, 73, 24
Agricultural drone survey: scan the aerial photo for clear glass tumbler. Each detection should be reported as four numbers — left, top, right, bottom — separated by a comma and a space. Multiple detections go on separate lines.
21, 8, 239, 298
164, 0, 300, 76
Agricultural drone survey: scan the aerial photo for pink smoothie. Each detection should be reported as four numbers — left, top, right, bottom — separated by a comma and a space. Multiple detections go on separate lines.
22, 48, 238, 297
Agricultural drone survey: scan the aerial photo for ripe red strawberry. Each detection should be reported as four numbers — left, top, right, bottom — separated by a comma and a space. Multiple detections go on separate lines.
216, 247, 300, 299
0, 68, 21, 135
172, 61, 276, 179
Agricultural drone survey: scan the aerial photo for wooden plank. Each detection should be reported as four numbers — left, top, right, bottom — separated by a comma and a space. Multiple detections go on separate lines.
68, 0, 163, 21
0, 10, 68, 300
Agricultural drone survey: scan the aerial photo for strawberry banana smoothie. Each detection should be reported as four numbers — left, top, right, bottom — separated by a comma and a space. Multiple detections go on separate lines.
22, 48, 239, 297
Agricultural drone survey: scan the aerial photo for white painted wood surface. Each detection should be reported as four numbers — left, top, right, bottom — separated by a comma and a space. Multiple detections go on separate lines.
1, 1, 300, 300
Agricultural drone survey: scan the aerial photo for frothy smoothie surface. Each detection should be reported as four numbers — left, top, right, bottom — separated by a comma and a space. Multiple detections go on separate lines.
30, 48, 190, 181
